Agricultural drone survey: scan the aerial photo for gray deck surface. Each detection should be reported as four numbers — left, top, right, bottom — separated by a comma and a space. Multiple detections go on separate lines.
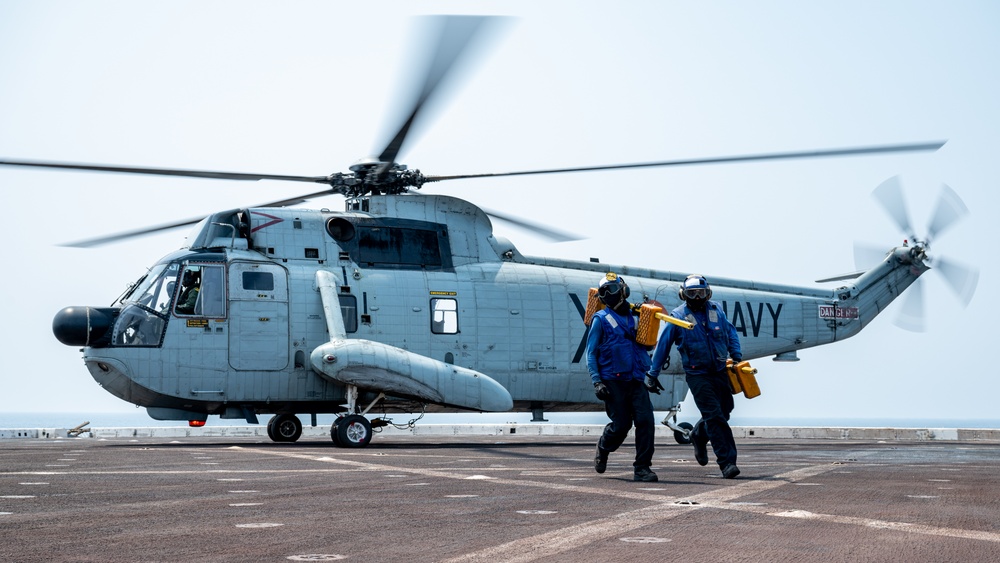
2, 434, 999, 562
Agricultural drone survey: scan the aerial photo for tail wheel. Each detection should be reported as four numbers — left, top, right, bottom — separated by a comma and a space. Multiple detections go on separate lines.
334, 414, 373, 448
269, 414, 302, 443
673, 421, 694, 445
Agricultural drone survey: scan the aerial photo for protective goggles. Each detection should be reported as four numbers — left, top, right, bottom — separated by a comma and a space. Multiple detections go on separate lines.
682, 287, 708, 300
601, 280, 625, 296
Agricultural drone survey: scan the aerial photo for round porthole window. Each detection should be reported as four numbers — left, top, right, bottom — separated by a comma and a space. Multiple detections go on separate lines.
326, 217, 356, 242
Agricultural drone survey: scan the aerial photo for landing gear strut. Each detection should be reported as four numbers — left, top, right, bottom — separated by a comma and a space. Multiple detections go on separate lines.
661, 406, 693, 445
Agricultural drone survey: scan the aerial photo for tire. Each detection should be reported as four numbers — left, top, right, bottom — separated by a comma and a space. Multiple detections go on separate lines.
674, 421, 694, 445
266, 416, 277, 441
335, 414, 372, 448
270, 414, 302, 443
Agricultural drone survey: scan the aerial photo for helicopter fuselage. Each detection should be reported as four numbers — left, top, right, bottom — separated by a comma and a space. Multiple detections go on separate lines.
54, 194, 925, 424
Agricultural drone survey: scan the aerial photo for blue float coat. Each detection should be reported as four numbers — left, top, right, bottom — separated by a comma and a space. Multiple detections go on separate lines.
586, 308, 651, 384
648, 300, 742, 377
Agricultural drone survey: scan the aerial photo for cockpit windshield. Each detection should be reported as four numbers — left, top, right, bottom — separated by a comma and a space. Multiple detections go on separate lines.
120, 263, 181, 314
112, 262, 180, 347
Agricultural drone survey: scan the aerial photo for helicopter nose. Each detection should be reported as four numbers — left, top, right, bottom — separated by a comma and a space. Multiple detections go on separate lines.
52, 306, 117, 347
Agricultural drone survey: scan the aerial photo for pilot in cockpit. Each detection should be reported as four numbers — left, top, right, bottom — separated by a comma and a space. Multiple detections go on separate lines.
175, 269, 201, 315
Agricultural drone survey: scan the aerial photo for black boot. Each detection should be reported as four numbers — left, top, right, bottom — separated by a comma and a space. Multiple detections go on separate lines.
722, 464, 740, 479
633, 467, 658, 482
594, 445, 608, 474
692, 436, 709, 466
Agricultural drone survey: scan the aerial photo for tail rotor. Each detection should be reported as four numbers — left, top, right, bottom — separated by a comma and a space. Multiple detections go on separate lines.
856, 176, 979, 331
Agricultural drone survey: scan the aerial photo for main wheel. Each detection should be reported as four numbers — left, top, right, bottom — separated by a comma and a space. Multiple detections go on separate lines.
673, 421, 694, 445
269, 414, 303, 443
266, 417, 277, 441
335, 414, 373, 448
330, 421, 343, 446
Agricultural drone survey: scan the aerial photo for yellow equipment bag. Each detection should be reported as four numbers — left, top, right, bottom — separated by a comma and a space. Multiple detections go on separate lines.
727, 359, 761, 399
583, 287, 604, 327
636, 304, 663, 346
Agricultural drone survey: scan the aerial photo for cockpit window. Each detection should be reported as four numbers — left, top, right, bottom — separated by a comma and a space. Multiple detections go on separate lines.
175, 264, 226, 317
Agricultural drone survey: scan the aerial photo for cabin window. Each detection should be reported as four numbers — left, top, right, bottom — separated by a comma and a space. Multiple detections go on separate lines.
339, 294, 358, 333
175, 264, 226, 318
242, 271, 274, 291
358, 226, 442, 267
431, 298, 459, 334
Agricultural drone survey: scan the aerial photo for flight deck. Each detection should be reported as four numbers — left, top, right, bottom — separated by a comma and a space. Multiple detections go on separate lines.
1, 427, 999, 562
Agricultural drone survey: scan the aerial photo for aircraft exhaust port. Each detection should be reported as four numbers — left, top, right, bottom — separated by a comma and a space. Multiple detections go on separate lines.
52, 306, 116, 347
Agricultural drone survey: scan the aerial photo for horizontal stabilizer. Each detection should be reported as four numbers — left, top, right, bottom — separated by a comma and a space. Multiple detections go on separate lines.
815, 270, 865, 283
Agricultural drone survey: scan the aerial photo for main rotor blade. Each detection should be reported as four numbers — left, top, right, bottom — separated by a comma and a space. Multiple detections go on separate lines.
377, 15, 494, 168
894, 278, 925, 332
482, 208, 582, 243
926, 183, 968, 243
0, 158, 332, 184
61, 189, 334, 248
934, 256, 979, 307
871, 176, 916, 240
424, 142, 946, 183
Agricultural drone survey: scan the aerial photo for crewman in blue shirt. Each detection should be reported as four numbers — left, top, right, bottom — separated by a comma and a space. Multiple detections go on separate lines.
587, 272, 658, 482
645, 274, 743, 479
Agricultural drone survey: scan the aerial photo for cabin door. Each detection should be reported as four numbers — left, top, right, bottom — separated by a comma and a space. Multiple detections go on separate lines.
228, 261, 290, 370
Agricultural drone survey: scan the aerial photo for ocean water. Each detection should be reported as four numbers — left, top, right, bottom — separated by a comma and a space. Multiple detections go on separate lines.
1, 411, 999, 429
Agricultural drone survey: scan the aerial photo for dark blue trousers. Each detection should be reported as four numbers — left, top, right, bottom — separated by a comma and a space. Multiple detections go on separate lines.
598, 379, 655, 469
687, 370, 737, 468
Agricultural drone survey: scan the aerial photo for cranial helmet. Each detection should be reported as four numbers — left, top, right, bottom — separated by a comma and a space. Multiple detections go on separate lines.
182, 269, 200, 286
678, 274, 712, 302
598, 272, 630, 306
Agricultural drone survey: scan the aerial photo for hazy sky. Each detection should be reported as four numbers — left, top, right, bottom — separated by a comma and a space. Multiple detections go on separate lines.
1, 1, 997, 422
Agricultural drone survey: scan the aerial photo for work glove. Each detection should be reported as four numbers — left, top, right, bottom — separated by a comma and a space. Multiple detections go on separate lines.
644, 374, 664, 395
729, 358, 743, 372
594, 381, 611, 401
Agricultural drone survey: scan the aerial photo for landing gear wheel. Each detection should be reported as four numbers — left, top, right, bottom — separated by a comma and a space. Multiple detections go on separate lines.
269, 414, 302, 443
330, 421, 343, 446
674, 421, 694, 445
334, 414, 372, 448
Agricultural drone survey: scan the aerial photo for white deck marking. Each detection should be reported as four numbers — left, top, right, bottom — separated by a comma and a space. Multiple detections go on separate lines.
243, 447, 1000, 560
755, 506, 1000, 543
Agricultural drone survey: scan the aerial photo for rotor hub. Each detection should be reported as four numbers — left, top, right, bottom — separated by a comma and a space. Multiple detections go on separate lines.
334, 158, 426, 197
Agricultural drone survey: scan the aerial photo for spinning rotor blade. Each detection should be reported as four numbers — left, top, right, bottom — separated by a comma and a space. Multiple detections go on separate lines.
61, 189, 333, 248
482, 208, 582, 242
853, 241, 890, 271
0, 158, 332, 184
424, 142, 946, 184
377, 15, 495, 169
894, 278, 925, 332
926, 183, 969, 243
871, 176, 916, 241
934, 256, 979, 307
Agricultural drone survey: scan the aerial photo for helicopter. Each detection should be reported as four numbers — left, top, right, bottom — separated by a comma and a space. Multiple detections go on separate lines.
0, 16, 979, 447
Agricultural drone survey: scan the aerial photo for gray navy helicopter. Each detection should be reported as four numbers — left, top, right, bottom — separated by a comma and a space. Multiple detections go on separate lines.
1, 16, 978, 447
